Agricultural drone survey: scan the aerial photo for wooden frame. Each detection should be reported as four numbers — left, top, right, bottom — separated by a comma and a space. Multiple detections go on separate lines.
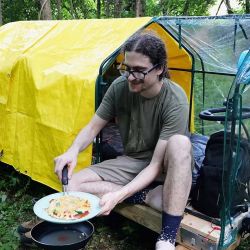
115, 204, 244, 250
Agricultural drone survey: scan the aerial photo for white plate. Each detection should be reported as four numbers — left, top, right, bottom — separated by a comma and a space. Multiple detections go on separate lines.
33, 192, 101, 224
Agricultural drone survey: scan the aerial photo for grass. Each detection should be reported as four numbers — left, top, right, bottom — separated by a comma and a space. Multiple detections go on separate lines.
0, 162, 249, 250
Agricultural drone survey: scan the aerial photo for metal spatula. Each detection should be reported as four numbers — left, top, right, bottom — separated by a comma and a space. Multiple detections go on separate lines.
62, 165, 68, 195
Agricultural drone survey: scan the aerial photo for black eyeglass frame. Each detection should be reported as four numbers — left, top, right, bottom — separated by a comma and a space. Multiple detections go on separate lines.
118, 63, 161, 81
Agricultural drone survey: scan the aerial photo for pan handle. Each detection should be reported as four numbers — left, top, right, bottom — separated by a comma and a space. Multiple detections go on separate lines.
62, 165, 68, 185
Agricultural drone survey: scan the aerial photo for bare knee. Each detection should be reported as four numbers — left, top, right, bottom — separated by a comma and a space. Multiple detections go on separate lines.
164, 135, 192, 171
67, 174, 81, 191
68, 168, 102, 191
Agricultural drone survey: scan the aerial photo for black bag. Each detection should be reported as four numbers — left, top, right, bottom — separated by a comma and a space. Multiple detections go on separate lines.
191, 131, 250, 218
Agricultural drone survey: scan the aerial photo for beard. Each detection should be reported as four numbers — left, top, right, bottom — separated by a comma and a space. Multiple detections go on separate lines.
128, 79, 144, 93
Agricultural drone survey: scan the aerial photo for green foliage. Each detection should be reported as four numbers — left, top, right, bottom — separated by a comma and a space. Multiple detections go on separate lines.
151, 0, 216, 16
0, 164, 53, 249
2, 0, 39, 23
0, 192, 33, 248
0, 167, 33, 249
1, 0, 248, 25
237, 0, 250, 14
55, 0, 96, 19
145, 0, 161, 16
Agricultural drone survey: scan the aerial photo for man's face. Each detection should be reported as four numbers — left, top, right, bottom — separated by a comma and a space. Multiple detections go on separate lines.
123, 51, 162, 94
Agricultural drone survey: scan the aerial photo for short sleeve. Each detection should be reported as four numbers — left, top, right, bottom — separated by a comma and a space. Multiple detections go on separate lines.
159, 103, 189, 140
96, 84, 115, 121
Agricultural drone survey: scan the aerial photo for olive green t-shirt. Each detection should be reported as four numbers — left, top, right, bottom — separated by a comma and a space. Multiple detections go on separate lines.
96, 77, 189, 160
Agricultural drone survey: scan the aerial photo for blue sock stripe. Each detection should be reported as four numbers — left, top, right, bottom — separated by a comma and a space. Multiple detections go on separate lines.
157, 211, 182, 245
124, 189, 150, 204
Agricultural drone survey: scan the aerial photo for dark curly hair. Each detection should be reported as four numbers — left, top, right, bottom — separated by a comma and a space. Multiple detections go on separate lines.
121, 31, 170, 80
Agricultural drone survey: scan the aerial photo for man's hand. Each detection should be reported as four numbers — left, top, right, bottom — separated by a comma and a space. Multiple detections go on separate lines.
99, 191, 122, 216
54, 147, 78, 180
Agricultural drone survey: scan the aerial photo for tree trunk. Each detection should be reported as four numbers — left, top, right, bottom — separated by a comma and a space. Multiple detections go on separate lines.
182, 0, 190, 15
39, 0, 52, 20
216, 0, 224, 15
246, 0, 250, 13
97, 0, 101, 18
69, 0, 75, 18
66, 0, 79, 19
56, 0, 62, 19
103, 0, 111, 18
114, 0, 122, 17
224, 0, 234, 14
160, 0, 167, 15
135, 0, 144, 17
0, 0, 2, 25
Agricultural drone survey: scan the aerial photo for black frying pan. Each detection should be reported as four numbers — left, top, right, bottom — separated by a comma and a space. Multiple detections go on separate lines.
31, 220, 94, 250
31, 166, 95, 249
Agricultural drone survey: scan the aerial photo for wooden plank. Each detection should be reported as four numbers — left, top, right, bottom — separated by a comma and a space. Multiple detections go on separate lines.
181, 213, 220, 241
115, 204, 247, 250
115, 204, 220, 241
114, 204, 162, 233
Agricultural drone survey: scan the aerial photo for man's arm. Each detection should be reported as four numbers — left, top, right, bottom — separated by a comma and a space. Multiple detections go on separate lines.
100, 139, 168, 215
54, 114, 108, 180
70, 114, 108, 153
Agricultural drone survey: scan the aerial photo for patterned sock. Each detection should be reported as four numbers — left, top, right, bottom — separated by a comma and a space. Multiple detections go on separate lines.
124, 189, 150, 204
157, 211, 182, 245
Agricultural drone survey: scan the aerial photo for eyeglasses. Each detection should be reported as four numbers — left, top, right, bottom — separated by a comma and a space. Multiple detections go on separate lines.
118, 63, 160, 81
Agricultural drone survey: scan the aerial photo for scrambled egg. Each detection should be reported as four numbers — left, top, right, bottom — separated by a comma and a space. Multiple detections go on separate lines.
46, 195, 91, 220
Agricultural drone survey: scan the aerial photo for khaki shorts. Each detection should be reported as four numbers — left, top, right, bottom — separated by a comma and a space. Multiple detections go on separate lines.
89, 132, 206, 188
89, 156, 150, 186
89, 153, 194, 186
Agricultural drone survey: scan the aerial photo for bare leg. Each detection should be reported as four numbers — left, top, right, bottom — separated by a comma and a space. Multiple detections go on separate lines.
156, 135, 192, 250
145, 185, 163, 211
163, 135, 192, 215
68, 168, 103, 185
69, 180, 122, 196
68, 168, 122, 196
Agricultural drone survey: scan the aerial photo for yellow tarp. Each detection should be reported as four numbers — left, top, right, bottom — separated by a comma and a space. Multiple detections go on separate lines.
0, 18, 151, 191
0, 18, 193, 192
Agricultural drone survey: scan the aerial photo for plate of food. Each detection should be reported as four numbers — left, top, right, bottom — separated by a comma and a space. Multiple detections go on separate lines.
33, 192, 101, 224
